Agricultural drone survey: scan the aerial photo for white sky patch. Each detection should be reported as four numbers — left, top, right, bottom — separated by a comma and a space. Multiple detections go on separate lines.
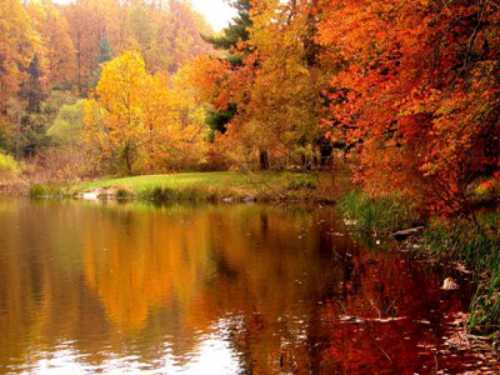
191, 0, 237, 31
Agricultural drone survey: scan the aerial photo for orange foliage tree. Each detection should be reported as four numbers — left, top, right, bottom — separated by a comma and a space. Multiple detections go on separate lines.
27, 0, 76, 89
63, 0, 211, 95
0, 0, 40, 135
316, 0, 499, 215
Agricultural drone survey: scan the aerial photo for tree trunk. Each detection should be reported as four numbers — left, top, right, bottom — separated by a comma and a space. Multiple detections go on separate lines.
124, 143, 133, 175
259, 149, 269, 170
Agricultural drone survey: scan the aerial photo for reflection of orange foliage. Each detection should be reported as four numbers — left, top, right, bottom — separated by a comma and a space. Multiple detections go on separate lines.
82, 207, 214, 332
80, 204, 347, 372
320, 250, 469, 373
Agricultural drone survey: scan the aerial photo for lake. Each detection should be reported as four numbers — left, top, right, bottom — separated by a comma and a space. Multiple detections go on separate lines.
0, 199, 494, 374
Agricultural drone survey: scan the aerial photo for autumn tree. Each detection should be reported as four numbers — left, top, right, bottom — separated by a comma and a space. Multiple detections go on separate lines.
63, 0, 106, 95
202, 0, 253, 147
196, 0, 329, 170
0, 0, 39, 145
84, 51, 149, 174
27, 0, 76, 89
238, 0, 327, 169
317, 0, 500, 215
84, 50, 208, 174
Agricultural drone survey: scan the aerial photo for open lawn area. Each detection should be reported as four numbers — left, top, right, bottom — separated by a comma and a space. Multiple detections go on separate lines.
72, 171, 339, 203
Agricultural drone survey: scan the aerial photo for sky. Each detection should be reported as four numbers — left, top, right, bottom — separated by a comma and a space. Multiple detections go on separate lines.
191, 0, 236, 31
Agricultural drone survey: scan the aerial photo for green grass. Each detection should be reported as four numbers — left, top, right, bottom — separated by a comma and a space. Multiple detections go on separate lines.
423, 212, 499, 335
74, 171, 329, 203
80, 172, 259, 192
338, 190, 419, 234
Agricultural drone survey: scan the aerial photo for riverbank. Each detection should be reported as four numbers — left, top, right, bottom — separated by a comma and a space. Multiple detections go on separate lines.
29, 171, 341, 204
337, 190, 499, 346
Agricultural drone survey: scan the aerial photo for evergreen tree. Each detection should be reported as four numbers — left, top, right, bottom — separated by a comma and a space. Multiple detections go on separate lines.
97, 37, 113, 64
203, 0, 252, 140
206, 0, 251, 52
20, 55, 44, 113
18, 55, 49, 157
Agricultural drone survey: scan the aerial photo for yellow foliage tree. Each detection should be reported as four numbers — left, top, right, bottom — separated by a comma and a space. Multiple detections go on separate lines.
84, 51, 208, 174
84, 51, 148, 174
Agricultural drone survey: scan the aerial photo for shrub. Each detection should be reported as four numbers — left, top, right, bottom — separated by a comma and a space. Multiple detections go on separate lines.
115, 188, 133, 201
30, 184, 48, 198
0, 151, 21, 178
139, 186, 212, 202
287, 174, 318, 191
30, 183, 65, 199
47, 100, 85, 146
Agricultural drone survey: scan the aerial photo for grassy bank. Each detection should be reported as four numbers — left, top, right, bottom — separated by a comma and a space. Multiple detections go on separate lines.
337, 190, 499, 338
31, 171, 338, 203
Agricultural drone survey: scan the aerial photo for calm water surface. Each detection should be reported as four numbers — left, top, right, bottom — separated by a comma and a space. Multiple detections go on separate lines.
0, 199, 495, 374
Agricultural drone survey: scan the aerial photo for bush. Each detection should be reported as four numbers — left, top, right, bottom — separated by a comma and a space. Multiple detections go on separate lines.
30, 184, 48, 198
287, 174, 318, 191
139, 186, 214, 203
0, 151, 21, 178
115, 188, 133, 201
47, 100, 85, 146
30, 183, 65, 199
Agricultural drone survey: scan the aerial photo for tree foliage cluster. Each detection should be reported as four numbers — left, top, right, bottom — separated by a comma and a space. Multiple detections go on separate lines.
0, 0, 211, 171
193, 0, 499, 215
84, 51, 208, 174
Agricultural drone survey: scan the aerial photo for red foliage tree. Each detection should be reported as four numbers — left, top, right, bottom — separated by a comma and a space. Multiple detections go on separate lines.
317, 0, 499, 215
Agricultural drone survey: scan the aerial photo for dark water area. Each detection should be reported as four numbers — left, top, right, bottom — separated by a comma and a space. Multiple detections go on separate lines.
0, 199, 496, 374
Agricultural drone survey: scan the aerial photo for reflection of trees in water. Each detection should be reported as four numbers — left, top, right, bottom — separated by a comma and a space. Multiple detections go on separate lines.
318, 250, 470, 374
0, 200, 110, 367
0, 201, 473, 374
81, 204, 346, 368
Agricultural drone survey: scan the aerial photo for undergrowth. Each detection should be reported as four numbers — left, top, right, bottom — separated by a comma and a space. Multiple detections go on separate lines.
423, 212, 499, 335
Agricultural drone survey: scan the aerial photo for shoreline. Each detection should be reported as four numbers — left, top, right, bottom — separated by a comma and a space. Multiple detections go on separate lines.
26, 171, 340, 205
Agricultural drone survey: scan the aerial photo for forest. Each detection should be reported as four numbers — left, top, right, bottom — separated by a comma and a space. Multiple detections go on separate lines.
0, 0, 499, 351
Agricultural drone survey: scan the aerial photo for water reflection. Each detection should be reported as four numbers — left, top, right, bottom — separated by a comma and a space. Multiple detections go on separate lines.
0, 200, 490, 374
